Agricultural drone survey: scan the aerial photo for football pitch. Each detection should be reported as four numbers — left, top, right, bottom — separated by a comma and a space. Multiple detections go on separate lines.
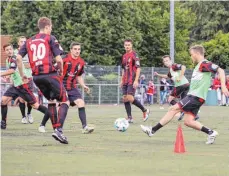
1, 105, 229, 176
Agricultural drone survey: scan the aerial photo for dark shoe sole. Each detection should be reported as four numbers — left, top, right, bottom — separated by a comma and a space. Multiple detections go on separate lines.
52, 133, 68, 144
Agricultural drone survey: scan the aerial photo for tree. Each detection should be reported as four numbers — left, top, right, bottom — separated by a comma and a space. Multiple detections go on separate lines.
203, 31, 229, 69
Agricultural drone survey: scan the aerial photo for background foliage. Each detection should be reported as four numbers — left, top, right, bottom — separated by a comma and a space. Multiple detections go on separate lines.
1, 1, 228, 68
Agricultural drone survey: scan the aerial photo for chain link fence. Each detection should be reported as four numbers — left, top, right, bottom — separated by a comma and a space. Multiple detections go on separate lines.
1, 65, 229, 105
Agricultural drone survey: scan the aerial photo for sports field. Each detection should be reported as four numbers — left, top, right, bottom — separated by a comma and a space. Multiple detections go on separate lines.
1, 105, 229, 176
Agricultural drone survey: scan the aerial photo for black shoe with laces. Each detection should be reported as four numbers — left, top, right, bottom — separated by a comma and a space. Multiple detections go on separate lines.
1, 120, 6, 130
52, 128, 68, 144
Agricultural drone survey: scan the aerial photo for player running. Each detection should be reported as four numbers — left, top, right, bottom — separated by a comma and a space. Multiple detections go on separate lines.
16, 17, 70, 144
141, 45, 229, 144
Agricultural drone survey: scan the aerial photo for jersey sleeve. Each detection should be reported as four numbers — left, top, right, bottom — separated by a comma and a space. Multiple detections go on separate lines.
62, 56, 69, 77
199, 61, 219, 73
167, 71, 172, 78
133, 52, 140, 68
9, 56, 17, 70
50, 35, 64, 57
18, 42, 28, 57
171, 63, 182, 71
78, 61, 85, 76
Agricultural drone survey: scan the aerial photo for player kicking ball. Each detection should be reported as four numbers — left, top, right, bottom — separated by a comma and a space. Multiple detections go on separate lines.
154, 55, 199, 121
141, 45, 229, 144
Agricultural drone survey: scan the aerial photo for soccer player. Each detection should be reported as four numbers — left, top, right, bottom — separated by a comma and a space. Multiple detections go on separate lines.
14, 36, 34, 124
39, 42, 94, 134
120, 39, 150, 123
16, 17, 70, 144
141, 45, 229, 144
154, 55, 199, 121
1, 44, 49, 130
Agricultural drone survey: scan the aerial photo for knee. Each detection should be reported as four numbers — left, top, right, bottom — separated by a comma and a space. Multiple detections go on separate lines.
1, 97, 10, 105
19, 98, 25, 103
126, 95, 134, 102
123, 96, 128, 102
31, 103, 40, 109
184, 118, 193, 127
75, 99, 85, 108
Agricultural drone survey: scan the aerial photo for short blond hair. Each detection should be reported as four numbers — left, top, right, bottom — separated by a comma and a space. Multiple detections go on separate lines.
189, 45, 205, 56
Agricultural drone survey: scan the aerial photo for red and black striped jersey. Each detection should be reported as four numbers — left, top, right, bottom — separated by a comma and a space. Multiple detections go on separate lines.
121, 51, 140, 85
62, 54, 85, 90
18, 33, 63, 75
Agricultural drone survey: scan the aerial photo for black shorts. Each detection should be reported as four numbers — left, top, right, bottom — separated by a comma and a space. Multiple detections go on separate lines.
170, 84, 190, 99
28, 79, 34, 92
122, 84, 135, 96
178, 95, 205, 117
3, 84, 37, 105
33, 72, 68, 102
67, 88, 82, 106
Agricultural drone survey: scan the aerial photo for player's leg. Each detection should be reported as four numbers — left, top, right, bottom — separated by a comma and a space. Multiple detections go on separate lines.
38, 100, 57, 133
45, 74, 69, 144
18, 97, 27, 124
183, 113, 218, 144
122, 85, 133, 123
1, 96, 12, 129
126, 85, 150, 122
69, 88, 94, 134
141, 103, 180, 137
1, 86, 20, 129
27, 80, 34, 124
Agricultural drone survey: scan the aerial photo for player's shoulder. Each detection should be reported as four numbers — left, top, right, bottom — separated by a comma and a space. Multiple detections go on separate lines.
79, 57, 85, 64
132, 51, 139, 58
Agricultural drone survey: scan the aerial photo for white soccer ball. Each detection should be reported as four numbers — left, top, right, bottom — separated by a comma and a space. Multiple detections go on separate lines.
114, 118, 129, 132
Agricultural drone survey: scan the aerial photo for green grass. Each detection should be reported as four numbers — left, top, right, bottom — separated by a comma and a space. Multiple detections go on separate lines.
2, 105, 229, 176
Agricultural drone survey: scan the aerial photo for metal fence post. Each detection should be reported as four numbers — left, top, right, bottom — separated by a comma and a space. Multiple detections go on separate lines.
117, 65, 121, 105
99, 85, 101, 105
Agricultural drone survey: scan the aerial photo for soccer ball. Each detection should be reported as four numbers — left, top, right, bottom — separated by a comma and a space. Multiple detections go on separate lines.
114, 118, 129, 132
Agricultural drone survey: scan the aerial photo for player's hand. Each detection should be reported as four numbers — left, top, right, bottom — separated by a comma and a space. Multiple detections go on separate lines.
154, 72, 159, 76
133, 80, 139, 89
84, 85, 90, 94
221, 85, 229, 97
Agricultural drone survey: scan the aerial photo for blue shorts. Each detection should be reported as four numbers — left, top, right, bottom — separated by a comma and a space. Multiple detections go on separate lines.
122, 84, 136, 96
67, 88, 82, 106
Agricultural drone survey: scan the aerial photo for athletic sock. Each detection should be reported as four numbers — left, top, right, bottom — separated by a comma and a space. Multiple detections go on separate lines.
58, 103, 69, 128
132, 99, 146, 112
78, 107, 87, 128
27, 104, 32, 115
19, 102, 26, 118
1, 105, 8, 121
152, 123, 163, 133
201, 126, 213, 135
124, 102, 132, 118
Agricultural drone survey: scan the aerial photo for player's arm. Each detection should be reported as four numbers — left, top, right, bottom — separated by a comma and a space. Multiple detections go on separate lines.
50, 36, 64, 76
133, 55, 141, 89
179, 65, 186, 80
200, 61, 229, 96
0, 69, 15, 77
154, 72, 168, 79
77, 66, 90, 94
120, 62, 125, 87
55, 55, 63, 76
17, 42, 27, 79
217, 68, 229, 96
